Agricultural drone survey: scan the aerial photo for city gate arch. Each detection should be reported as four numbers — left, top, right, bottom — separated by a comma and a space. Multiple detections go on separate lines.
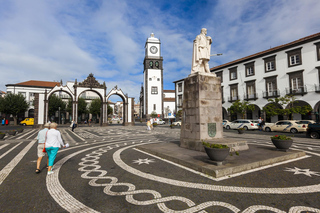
106, 86, 135, 126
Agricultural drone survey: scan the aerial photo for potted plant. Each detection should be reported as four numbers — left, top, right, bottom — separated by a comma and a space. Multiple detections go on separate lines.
202, 141, 231, 162
0, 132, 5, 140
8, 130, 16, 136
237, 128, 245, 134
153, 123, 158, 127
17, 128, 23, 133
170, 124, 174, 129
270, 135, 293, 151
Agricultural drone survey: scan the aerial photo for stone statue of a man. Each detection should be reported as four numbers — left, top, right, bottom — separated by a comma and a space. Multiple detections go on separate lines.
191, 28, 212, 74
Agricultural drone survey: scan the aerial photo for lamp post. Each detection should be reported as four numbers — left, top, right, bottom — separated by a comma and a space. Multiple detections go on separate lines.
58, 107, 61, 124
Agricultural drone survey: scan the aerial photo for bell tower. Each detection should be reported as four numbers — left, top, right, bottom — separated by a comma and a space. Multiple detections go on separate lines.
143, 33, 163, 118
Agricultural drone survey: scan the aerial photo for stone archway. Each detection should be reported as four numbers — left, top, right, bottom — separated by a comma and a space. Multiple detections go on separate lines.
285, 100, 312, 120
106, 86, 135, 126
263, 102, 283, 123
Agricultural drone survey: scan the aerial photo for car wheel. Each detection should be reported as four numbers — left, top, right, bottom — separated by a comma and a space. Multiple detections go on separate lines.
243, 126, 248, 130
265, 127, 271, 132
290, 128, 298, 134
310, 132, 320, 139
226, 125, 230, 130
23, 123, 26, 126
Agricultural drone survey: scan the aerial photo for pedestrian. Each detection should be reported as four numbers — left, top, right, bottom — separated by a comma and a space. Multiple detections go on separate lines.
150, 118, 154, 130
146, 120, 151, 130
35, 123, 50, 173
260, 118, 266, 131
45, 122, 66, 175
5, 119, 9, 126
70, 120, 75, 132
1, 118, 4, 126
258, 117, 262, 131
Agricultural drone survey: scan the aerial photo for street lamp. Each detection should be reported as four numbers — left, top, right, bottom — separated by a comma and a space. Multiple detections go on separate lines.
58, 107, 61, 124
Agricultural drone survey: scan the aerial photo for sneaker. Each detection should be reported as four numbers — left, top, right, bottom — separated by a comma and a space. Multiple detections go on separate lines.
47, 171, 54, 175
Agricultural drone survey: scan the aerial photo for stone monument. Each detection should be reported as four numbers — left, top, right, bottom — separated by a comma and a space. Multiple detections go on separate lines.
180, 28, 248, 152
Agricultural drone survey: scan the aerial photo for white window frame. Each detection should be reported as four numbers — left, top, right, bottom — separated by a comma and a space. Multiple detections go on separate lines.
246, 67, 254, 76
290, 55, 300, 65
231, 72, 237, 80
266, 61, 275, 71
151, 86, 158, 94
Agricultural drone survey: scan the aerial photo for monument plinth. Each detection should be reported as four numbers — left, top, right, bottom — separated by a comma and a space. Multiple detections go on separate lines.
180, 72, 224, 151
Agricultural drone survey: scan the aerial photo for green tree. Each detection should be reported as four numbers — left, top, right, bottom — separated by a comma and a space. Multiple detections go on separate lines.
0, 93, 29, 125
263, 95, 312, 119
89, 98, 102, 116
228, 100, 255, 119
176, 110, 182, 119
66, 99, 72, 114
78, 97, 88, 115
48, 94, 66, 118
107, 104, 113, 116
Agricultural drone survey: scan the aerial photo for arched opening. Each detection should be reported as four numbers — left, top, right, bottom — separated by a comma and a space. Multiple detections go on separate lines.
263, 102, 283, 123
285, 100, 312, 120
222, 107, 228, 120
314, 101, 320, 122
78, 90, 103, 125
107, 94, 126, 125
246, 104, 260, 120
47, 90, 73, 124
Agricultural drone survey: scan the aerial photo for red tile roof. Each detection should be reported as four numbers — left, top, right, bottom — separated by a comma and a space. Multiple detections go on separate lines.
9, 80, 60, 88
163, 90, 175, 93
211, 32, 320, 71
163, 97, 175, 102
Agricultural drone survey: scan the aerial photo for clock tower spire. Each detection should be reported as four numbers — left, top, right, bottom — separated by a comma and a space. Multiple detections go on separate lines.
142, 33, 163, 118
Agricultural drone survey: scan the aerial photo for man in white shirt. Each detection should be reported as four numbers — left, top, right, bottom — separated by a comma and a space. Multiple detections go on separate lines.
36, 123, 50, 173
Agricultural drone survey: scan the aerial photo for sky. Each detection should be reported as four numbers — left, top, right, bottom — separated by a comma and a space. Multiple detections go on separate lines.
1, 0, 320, 103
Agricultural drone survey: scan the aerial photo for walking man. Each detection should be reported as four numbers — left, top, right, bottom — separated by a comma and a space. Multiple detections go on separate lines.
36, 123, 49, 173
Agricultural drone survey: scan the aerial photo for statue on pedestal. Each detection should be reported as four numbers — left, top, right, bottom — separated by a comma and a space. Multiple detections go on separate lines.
191, 28, 212, 74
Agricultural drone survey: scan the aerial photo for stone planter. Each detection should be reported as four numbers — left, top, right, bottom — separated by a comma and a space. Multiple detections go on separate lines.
17, 129, 23, 133
204, 146, 230, 162
0, 134, 5, 140
237, 129, 244, 134
271, 139, 293, 151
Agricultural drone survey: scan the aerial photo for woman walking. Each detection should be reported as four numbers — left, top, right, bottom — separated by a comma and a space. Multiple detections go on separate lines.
45, 122, 65, 175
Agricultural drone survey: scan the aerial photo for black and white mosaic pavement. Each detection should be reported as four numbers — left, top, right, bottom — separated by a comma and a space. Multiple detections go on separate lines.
0, 126, 320, 212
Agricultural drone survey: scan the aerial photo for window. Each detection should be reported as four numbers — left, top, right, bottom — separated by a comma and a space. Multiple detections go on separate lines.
263, 55, 276, 72
286, 48, 302, 67
315, 42, 320, 61
149, 78, 152, 81
245, 62, 255, 77
178, 95, 182, 106
157, 78, 160, 81
153, 104, 156, 111
287, 70, 305, 94
216, 71, 223, 82
18, 92, 26, 98
155, 61, 159, 68
149, 61, 153, 68
264, 75, 278, 97
245, 80, 256, 100
229, 84, 238, 102
151, 86, 158, 94
229, 67, 237, 80
291, 77, 302, 91
178, 83, 182, 92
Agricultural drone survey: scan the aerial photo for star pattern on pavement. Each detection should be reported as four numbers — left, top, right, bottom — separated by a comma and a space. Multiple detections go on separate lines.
132, 158, 155, 165
284, 167, 320, 177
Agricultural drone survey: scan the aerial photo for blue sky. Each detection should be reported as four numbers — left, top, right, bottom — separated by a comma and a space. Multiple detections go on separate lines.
1, 0, 320, 103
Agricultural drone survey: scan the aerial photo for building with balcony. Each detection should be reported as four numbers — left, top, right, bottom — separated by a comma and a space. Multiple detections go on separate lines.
211, 32, 320, 122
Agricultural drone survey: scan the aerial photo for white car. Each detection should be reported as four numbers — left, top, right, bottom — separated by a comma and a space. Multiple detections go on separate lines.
225, 119, 259, 130
264, 120, 309, 133
222, 120, 230, 128
152, 118, 165, 125
172, 121, 181, 126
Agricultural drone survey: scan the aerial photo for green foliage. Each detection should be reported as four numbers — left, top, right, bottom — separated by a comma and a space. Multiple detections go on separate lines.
78, 97, 88, 115
66, 99, 72, 114
176, 110, 182, 118
271, 135, 292, 140
150, 111, 158, 118
89, 98, 102, 116
107, 104, 113, 115
202, 141, 229, 149
228, 100, 255, 119
263, 95, 312, 119
48, 94, 66, 116
0, 93, 29, 125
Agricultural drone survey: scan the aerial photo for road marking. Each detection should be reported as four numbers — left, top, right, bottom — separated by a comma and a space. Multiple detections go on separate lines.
0, 142, 23, 160
0, 140, 36, 185
114, 143, 320, 194
0, 143, 9, 150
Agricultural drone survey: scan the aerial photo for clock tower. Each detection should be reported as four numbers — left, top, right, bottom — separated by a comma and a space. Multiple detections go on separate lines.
142, 33, 163, 118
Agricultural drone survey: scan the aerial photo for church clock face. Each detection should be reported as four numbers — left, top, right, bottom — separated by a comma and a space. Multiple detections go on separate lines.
150, 46, 158, 54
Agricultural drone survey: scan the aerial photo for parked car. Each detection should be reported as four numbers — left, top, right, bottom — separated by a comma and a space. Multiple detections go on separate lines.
154, 119, 165, 125
296, 120, 316, 125
306, 123, 320, 139
263, 120, 308, 133
225, 119, 259, 130
20, 118, 34, 126
222, 120, 230, 128
172, 121, 181, 126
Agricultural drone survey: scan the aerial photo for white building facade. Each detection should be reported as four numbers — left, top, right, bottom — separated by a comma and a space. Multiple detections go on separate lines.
210, 32, 320, 122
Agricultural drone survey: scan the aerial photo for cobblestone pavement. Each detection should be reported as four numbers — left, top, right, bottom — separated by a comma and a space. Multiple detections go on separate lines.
0, 125, 320, 212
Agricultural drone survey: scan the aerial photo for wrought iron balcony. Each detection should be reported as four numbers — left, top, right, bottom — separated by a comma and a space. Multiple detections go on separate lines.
285, 86, 307, 96
262, 90, 280, 99
244, 93, 258, 101
228, 96, 239, 102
